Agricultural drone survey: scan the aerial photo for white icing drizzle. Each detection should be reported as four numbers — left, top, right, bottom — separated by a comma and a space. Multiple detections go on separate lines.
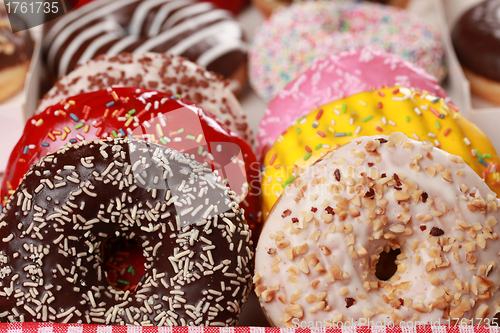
148, 0, 194, 37
43, 0, 245, 79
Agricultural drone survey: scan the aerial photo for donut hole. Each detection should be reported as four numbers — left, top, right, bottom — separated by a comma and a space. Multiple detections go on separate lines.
375, 248, 401, 281
102, 236, 146, 292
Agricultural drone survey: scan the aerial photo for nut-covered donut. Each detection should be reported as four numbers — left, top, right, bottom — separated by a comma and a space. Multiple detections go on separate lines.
3, 87, 262, 241
255, 133, 500, 326
0, 138, 254, 325
0, 8, 34, 103
42, 0, 247, 85
36, 52, 252, 145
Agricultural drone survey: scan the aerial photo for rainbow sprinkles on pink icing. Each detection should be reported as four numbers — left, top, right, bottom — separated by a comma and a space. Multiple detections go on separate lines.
256, 48, 449, 158
249, 1, 445, 102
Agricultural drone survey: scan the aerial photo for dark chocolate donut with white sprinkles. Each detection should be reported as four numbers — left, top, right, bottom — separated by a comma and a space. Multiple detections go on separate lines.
0, 138, 253, 325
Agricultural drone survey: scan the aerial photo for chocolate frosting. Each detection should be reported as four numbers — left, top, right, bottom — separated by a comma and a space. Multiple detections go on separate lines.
452, 0, 500, 82
0, 138, 253, 326
0, 10, 34, 71
42, 0, 247, 80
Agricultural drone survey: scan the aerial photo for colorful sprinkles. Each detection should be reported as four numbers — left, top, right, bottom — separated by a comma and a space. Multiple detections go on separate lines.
261, 86, 500, 215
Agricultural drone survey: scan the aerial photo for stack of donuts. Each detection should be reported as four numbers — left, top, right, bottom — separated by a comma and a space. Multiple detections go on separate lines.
0, 0, 500, 329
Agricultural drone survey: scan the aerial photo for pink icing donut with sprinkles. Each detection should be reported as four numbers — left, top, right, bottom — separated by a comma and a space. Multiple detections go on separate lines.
249, 1, 445, 101
256, 48, 449, 159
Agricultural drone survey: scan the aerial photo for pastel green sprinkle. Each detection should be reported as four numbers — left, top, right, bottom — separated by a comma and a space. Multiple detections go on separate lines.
406, 116, 410, 122
475, 149, 483, 159
435, 120, 441, 130
347, 132, 352, 136
75, 123, 84, 129
315, 144, 322, 150
186, 135, 195, 140
304, 153, 312, 160
198, 146, 203, 155
247, 183, 252, 191
285, 176, 295, 184
177, 128, 184, 134
484, 154, 491, 159
160, 138, 168, 145
296, 127, 301, 134
128, 109, 136, 115
342, 104, 347, 114
362, 115, 374, 122
116, 279, 130, 285
127, 266, 134, 273
112, 131, 118, 138
281, 184, 287, 188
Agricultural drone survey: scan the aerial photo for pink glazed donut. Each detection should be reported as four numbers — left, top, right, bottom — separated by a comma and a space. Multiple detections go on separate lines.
256, 48, 449, 159
249, 1, 445, 102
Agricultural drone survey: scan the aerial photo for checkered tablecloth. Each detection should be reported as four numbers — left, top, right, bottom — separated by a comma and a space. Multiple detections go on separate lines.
0, 324, 498, 333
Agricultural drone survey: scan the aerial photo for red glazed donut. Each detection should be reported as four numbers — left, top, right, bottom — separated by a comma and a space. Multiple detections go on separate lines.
42, 0, 247, 87
1, 87, 262, 241
0, 138, 254, 325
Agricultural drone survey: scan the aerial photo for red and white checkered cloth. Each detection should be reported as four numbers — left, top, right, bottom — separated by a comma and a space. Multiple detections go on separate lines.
0, 324, 498, 333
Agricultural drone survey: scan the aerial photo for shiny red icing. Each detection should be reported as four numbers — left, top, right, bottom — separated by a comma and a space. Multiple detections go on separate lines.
2, 87, 262, 240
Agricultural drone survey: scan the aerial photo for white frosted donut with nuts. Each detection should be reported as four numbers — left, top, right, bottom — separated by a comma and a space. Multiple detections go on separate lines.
254, 133, 500, 327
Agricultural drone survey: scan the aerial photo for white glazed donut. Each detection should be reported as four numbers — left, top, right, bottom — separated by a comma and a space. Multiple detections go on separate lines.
255, 133, 500, 327
36, 52, 253, 145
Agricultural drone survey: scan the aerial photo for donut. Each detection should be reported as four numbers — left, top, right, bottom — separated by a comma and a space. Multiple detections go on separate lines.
0, 138, 254, 325
42, 0, 247, 88
251, 0, 410, 18
255, 133, 500, 326
74, 0, 249, 15
452, 0, 500, 105
261, 86, 500, 216
36, 52, 253, 145
257, 48, 449, 159
2, 87, 262, 241
249, 1, 445, 101
0, 9, 33, 103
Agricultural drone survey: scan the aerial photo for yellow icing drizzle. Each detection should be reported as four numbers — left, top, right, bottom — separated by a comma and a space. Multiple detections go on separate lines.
261, 86, 500, 216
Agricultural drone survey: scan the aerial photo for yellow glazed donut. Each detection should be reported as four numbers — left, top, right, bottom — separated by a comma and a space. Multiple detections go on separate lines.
261, 86, 500, 216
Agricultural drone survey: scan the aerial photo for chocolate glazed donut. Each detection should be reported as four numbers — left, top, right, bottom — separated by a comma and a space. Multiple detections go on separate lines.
452, 0, 500, 104
0, 138, 253, 326
0, 9, 34, 103
452, 0, 500, 83
42, 0, 247, 83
